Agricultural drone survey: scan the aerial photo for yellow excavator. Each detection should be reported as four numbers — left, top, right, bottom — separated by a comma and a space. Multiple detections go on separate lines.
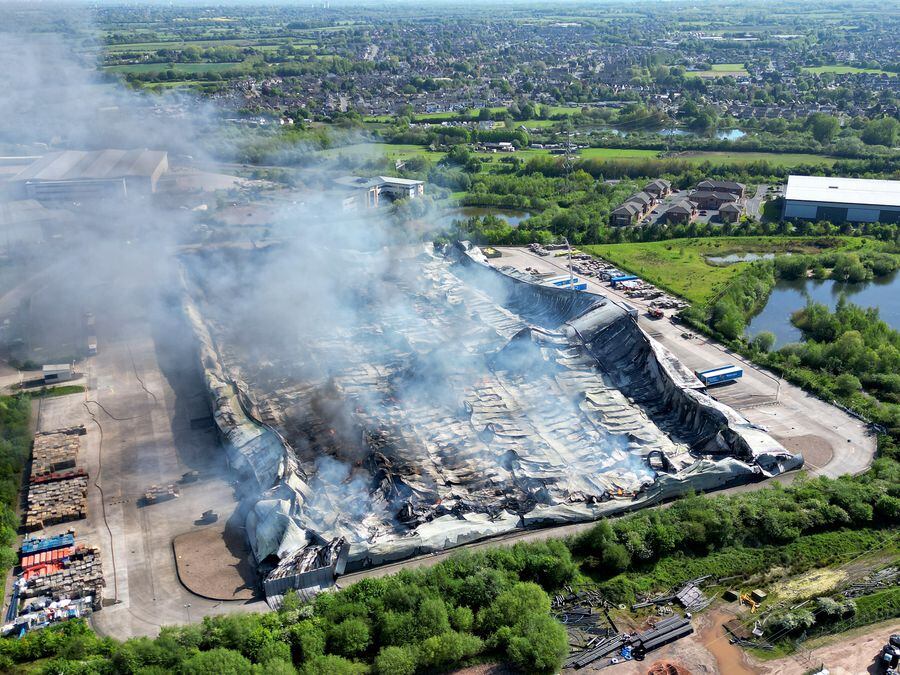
739, 593, 758, 613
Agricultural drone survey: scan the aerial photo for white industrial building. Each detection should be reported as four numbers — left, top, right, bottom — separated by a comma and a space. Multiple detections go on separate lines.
42, 364, 74, 384
333, 175, 425, 209
8, 149, 169, 203
783, 175, 900, 224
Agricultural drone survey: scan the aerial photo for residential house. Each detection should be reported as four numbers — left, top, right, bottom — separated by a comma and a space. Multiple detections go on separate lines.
689, 190, 739, 210
695, 180, 746, 198
610, 201, 642, 227
664, 199, 697, 224
610, 190, 656, 226
643, 179, 672, 199
719, 201, 743, 223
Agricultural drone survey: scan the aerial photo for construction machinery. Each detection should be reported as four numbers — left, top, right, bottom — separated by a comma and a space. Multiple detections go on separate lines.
739, 593, 758, 613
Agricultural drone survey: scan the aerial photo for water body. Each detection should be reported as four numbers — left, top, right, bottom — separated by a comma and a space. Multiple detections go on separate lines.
745, 272, 900, 347
716, 128, 747, 141
604, 127, 745, 140
437, 207, 530, 229
707, 252, 776, 265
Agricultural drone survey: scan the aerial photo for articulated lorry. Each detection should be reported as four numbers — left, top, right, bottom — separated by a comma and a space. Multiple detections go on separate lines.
696, 365, 743, 386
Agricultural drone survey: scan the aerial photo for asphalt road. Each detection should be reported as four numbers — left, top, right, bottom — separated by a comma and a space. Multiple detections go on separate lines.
746, 184, 768, 219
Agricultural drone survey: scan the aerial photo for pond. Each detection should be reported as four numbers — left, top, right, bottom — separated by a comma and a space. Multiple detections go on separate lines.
745, 272, 900, 347
706, 252, 776, 265
602, 127, 745, 140
436, 207, 530, 229
715, 129, 747, 141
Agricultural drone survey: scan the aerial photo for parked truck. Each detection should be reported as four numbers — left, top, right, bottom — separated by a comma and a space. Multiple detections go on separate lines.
696, 365, 743, 386
610, 275, 638, 288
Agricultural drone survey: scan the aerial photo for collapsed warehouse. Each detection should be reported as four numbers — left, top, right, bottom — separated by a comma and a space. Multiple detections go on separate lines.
181, 241, 802, 600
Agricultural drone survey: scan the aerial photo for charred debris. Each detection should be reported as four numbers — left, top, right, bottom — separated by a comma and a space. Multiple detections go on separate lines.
180, 241, 802, 602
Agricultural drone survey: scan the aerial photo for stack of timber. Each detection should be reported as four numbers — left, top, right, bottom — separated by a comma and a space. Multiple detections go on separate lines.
20, 545, 104, 607
25, 475, 88, 531
24, 427, 89, 531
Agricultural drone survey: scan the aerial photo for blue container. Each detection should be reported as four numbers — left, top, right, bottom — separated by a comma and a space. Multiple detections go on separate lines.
20, 533, 75, 556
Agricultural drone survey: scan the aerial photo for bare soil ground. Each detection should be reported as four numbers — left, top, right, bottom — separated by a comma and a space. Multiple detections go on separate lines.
775, 434, 833, 471
584, 609, 898, 675
173, 516, 257, 601
449, 664, 520, 675
757, 620, 900, 675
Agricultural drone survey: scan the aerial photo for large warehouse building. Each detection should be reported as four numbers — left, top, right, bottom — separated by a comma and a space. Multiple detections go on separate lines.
783, 175, 900, 224
7, 149, 168, 202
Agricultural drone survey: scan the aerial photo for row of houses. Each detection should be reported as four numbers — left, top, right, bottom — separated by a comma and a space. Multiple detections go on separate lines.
611, 180, 746, 227
609, 180, 673, 226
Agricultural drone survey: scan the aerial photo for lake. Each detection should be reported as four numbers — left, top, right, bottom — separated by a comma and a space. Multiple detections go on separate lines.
745, 272, 900, 347
437, 207, 530, 229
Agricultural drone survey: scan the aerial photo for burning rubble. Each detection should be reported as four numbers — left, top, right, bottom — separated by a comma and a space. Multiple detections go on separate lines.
181, 240, 801, 597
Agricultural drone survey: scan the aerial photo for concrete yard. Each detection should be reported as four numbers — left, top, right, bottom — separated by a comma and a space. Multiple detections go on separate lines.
31, 302, 265, 639
493, 246, 876, 479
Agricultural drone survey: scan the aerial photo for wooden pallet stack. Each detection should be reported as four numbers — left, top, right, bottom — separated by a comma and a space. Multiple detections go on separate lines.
31, 427, 84, 476
25, 476, 89, 531
25, 427, 89, 531
20, 545, 105, 607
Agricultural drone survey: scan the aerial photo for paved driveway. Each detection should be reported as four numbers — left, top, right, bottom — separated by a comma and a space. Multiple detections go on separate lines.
746, 184, 769, 220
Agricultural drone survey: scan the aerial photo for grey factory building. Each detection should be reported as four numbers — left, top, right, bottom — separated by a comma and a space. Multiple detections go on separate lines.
181, 241, 802, 603
783, 175, 900, 224
7, 149, 168, 202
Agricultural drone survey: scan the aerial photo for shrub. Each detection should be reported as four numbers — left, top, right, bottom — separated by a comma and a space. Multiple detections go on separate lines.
477, 583, 551, 633
180, 648, 252, 675
418, 631, 483, 668
374, 645, 417, 675
327, 618, 370, 657
505, 614, 568, 675
288, 620, 326, 664
299, 654, 367, 675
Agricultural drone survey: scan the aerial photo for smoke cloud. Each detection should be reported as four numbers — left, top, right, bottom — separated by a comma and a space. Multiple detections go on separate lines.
0, 9, 670, 573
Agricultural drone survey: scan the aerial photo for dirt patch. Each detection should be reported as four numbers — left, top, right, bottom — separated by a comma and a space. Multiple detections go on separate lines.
450, 664, 520, 675
757, 619, 900, 674
173, 518, 258, 601
699, 608, 764, 675
645, 662, 692, 675
583, 616, 720, 674
775, 434, 833, 469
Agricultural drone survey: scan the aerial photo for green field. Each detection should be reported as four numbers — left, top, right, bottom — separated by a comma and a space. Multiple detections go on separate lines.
582, 237, 864, 305
316, 142, 665, 169
580, 147, 660, 160
314, 142, 837, 174
802, 65, 896, 76
673, 150, 837, 167
316, 142, 444, 160
104, 61, 242, 74
686, 63, 749, 78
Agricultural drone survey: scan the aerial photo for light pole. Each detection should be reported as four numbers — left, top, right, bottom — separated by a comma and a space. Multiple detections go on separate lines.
184, 603, 192, 623
562, 236, 573, 290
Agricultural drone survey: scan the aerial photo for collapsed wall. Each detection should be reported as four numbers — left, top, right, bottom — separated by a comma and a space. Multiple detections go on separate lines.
181, 242, 802, 592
